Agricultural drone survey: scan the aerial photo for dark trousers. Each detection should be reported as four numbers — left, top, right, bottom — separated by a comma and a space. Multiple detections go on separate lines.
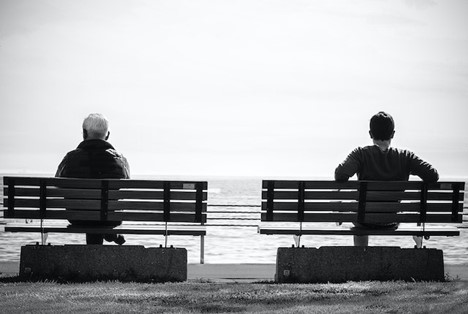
85, 233, 121, 245
68, 220, 122, 245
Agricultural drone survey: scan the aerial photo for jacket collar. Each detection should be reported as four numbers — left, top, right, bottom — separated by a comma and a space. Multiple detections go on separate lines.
77, 139, 115, 150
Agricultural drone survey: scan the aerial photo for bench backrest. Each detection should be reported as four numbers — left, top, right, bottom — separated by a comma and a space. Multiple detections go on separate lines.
262, 180, 465, 224
3, 177, 207, 224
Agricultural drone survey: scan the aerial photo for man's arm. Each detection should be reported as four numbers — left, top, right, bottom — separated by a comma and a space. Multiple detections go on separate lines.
335, 148, 361, 182
55, 154, 69, 177
409, 153, 439, 183
121, 156, 130, 179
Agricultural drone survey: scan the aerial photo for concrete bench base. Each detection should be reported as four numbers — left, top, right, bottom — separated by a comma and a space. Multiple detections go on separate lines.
276, 246, 445, 283
19, 245, 187, 282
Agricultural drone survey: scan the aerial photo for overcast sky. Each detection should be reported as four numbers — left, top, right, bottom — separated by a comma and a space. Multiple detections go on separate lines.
1, 0, 467, 178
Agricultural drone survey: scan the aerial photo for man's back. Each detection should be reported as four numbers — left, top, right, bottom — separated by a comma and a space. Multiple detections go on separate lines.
56, 139, 130, 179
335, 145, 438, 182
334, 111, 439, 246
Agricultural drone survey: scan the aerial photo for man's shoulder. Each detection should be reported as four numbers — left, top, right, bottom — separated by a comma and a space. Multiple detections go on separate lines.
357, 146, 415, 156
359, 145, 374, 151
62, 147, 85, 159
388, 147, 415, 157
62, 145, 126, 162
105, 148, 127, 160
350, 145, 375, 154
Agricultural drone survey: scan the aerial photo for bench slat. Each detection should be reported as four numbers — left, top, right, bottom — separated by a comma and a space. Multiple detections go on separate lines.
261, 190, 464, 202
262, 190, 359, 200
261, 202, 359, 211
3, 177, 204, 191
3, 187, 102, 199
366, 191, 464, 202
4, 177, 103, 188
3, 210, 102, 220
108, 201, 207, 212
107, 180, 208, 190
365, 202, 463, 213
3, 177, 208, 192
262, 180, 465, 191
259, 226, 460, 236
5, 226, 206, 236
4, 199, 208, 212
107, 212, 207, 223
261, 201, 463, 213
4, 188, 207, 201
263, 181, 359, 189
2, 209, 207, 223
261, 212, 463, 223
363, 213, 463, 223
108, 190, 207, 201
4, 199, 102, 210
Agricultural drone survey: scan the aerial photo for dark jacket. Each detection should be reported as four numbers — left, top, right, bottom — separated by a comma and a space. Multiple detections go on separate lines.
56, 139, 130, 227
56, 139, 130, 179
335, 145, 438, 182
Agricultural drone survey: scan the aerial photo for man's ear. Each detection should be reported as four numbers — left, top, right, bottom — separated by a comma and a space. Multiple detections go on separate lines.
390, 130, 395, 139
369, 130, 374, 139
105, 131, 110, 141
83, 129, 88, 140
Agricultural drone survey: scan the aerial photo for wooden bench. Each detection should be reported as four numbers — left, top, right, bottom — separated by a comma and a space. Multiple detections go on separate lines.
260, 180, 465, 282
2, 176, 208, 263
260, 180, 465, 245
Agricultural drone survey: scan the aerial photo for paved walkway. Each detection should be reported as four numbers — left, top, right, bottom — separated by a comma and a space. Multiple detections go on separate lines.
1, 261, 466, 282
188, 264, 276, 282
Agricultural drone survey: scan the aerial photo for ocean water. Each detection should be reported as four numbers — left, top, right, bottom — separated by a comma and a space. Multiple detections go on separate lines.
1, 176, 467, 265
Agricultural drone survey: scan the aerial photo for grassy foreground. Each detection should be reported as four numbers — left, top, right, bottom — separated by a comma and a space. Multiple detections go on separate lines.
1, 280, 468, 314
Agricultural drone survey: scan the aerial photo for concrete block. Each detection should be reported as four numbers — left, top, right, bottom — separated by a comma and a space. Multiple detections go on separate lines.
276, 246, 444, 283
19, 245, 187, 282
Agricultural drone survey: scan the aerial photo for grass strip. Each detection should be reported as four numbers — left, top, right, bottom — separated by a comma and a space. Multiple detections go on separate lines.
1, 279, 468, 313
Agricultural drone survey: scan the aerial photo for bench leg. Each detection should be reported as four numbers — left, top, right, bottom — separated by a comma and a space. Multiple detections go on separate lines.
293, 235, 301, 247
40, 219, 47, 245
200, 235, 205, 264
413, 235, 423, 248
164, 222, 168, 248
40, 233, 49, 245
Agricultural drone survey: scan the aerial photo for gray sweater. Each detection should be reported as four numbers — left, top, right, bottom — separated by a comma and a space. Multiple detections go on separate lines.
335, 145, 438, 182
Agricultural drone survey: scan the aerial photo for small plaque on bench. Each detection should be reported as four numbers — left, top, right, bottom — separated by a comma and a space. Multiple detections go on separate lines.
183, 183, 195, 190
